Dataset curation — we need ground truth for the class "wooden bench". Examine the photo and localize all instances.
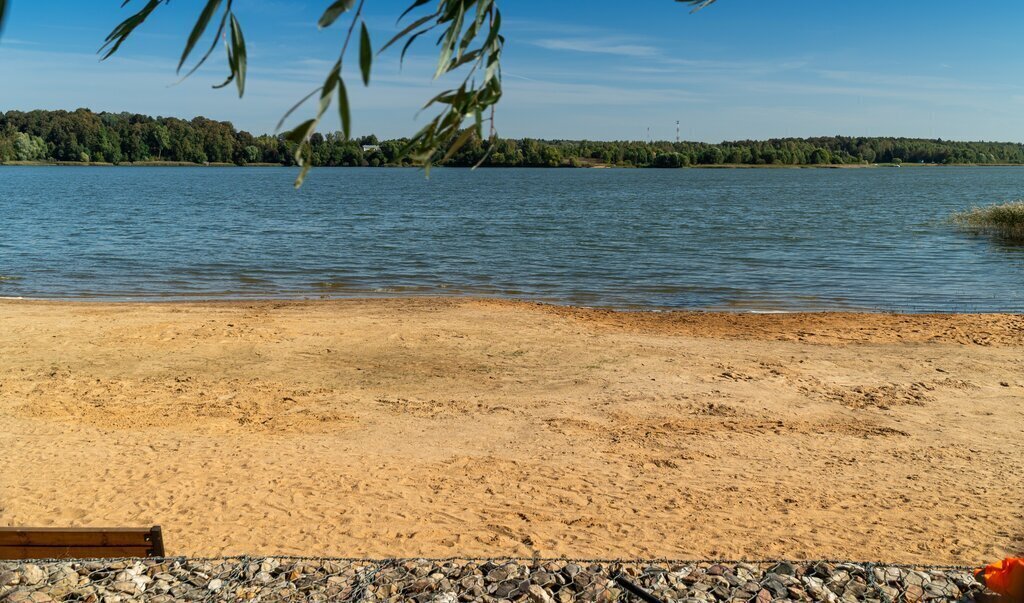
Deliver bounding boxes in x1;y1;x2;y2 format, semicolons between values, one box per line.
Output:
0;527;165;559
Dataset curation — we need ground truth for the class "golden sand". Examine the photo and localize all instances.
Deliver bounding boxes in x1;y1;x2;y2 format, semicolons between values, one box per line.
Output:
1;298;1021;563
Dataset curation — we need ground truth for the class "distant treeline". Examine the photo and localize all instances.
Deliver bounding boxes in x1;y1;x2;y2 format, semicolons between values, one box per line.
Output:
4;108;1024;168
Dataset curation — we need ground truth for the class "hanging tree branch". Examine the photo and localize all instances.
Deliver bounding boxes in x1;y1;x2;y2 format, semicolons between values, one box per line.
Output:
0;0;716;186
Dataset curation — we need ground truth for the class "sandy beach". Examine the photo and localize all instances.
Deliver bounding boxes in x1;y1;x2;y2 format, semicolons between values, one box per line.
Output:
0;298;1021;564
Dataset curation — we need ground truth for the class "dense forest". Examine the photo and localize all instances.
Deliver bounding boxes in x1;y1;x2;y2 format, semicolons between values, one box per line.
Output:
4;108;1024;168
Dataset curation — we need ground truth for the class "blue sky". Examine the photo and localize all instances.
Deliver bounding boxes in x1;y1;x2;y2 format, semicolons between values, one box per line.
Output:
2;1;1024;142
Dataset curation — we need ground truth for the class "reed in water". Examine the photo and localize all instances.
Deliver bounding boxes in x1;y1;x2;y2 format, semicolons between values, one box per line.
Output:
953;201;1024;242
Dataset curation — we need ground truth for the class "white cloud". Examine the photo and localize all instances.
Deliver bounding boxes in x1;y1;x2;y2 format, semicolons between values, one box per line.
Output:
531;38;658;58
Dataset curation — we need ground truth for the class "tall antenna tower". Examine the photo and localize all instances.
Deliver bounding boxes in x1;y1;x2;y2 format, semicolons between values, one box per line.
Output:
676;120;680;143
646;126;651;143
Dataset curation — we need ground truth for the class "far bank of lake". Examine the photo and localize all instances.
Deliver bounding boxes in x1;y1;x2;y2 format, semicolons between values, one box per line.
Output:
0;160;1013;168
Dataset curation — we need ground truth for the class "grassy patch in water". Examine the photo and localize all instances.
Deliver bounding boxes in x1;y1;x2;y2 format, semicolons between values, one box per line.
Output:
952;201;1024;243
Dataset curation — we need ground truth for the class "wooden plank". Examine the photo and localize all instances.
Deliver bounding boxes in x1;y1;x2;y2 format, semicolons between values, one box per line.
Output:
149;526;165;557
0;528;153;547
0;546;154;560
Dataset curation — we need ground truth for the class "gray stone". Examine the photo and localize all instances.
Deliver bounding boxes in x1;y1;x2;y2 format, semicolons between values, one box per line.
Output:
762;578;788;599
873;567;903;585
767;562;797;577
527;583;554;603
110;580;138;595
22;565;46;586
844;580;868;598
827;570;852;590
904;584;925;603
5;590;34;603
876;584;899;601
490;580;519;598
740;580;761;594
803;576;827;600
807;562;835;579
706;564;728;576
49;565;79;587
151;579;171;594
925;581;958;598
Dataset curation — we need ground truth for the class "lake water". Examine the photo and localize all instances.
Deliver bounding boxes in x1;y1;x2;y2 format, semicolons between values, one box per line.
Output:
1;165;1023;312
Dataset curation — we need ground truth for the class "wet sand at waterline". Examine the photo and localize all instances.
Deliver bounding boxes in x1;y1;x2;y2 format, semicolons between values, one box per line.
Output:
1;298;1021;563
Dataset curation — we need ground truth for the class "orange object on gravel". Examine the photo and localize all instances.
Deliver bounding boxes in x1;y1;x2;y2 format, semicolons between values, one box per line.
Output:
976;558;1024;601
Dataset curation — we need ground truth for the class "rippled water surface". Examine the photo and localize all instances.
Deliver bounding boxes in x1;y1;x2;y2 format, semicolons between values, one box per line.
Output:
2;165;1024;311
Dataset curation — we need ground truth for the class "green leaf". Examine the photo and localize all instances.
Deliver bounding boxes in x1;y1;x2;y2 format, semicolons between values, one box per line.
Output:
433;2;465;78
322;60;341;94
483;9;501;52
284;119;317;144
318;0;356;29
294;162;313;188
0;0;8;37
229;13;246;97
316;61;341;121
100;0;164;59
177;8;230;81
275;88;321;132
397;0;432;24
178;0;223;73
447;48;481;71
359;22;372;86
211;72;235;89
677;0;717;12
439;127;476;164
337;78;352;141
379;12;437;55
399;29;429;65
293;142;313;188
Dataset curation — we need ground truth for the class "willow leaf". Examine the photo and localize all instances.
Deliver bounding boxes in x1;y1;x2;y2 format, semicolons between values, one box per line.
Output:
318;0;356;29
337;78;352;140
359;22;372;86
229;13;246;97
178;0;223;73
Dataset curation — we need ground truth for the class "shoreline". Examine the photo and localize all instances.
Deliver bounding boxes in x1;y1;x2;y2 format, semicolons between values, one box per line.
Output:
4;160;1023;169
1;294;1022;317
1;297;1021;563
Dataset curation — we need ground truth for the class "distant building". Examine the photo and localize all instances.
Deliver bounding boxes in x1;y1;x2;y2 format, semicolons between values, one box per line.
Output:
362;145;381;154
